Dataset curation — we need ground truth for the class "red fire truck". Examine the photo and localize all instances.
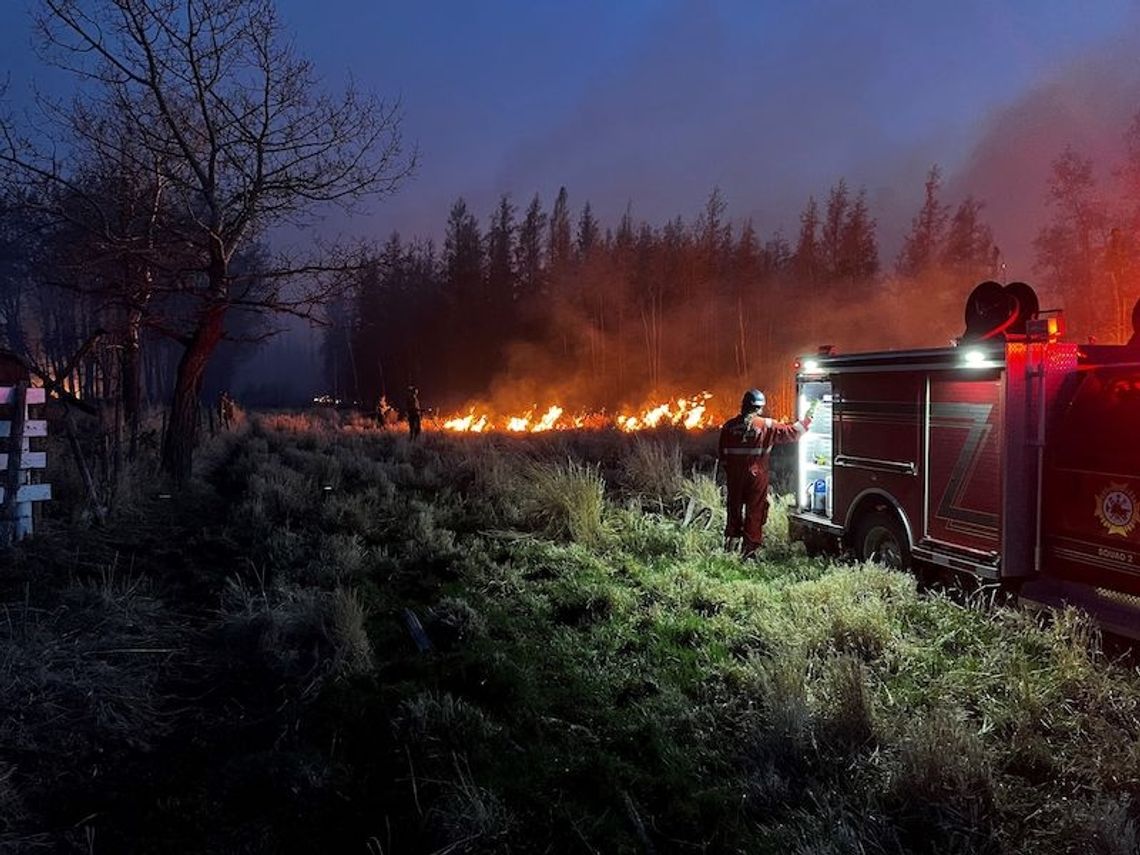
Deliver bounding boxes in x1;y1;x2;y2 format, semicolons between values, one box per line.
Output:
789;282;1140;636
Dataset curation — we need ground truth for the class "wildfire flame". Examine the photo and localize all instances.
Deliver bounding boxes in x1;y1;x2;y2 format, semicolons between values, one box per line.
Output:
436;393;719;433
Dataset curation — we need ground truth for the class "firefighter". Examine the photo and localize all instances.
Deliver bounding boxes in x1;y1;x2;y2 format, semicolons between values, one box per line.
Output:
405;385;422;439
718;389;813;559
218;390;235;429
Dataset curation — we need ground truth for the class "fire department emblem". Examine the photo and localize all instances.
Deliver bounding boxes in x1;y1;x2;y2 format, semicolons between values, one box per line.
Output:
1095;483;1138;538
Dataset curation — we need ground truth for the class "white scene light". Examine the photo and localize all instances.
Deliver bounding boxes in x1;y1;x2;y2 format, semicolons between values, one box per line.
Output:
963;349;986;366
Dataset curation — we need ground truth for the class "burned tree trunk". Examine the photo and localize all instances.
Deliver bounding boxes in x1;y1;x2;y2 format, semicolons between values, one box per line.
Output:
162;302;226;482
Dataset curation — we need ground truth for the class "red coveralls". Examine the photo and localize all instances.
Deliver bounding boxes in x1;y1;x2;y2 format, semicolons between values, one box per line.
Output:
718;412;811;556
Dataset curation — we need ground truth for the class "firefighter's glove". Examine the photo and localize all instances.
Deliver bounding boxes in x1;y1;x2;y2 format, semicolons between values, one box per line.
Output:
802;401;818;429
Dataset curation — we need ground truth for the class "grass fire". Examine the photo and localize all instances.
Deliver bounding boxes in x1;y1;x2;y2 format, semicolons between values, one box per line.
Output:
438;392;719;433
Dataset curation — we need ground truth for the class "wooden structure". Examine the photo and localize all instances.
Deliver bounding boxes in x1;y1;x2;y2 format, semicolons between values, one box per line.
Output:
0;351;50;545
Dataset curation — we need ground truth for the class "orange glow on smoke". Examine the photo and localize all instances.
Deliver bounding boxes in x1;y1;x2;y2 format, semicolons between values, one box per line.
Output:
436;392;719;433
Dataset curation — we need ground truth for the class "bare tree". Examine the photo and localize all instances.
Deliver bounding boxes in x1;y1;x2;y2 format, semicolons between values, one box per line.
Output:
3;0;414;479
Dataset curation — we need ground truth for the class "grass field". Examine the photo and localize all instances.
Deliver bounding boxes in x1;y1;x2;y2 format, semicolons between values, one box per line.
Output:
3;411;1140;853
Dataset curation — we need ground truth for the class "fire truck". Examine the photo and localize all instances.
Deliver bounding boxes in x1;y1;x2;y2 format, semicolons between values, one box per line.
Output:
789;282;1140;637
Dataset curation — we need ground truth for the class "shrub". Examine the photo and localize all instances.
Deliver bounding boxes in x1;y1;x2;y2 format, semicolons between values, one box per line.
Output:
429;597;487;648
240;458;314;526
311;533;370;587
319;487;385;537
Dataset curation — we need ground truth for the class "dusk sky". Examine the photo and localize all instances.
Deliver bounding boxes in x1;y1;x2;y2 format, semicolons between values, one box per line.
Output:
3;1;1140;273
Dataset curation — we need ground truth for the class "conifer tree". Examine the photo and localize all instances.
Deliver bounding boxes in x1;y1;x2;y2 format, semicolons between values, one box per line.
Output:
896;165;949;277
515;194;546;301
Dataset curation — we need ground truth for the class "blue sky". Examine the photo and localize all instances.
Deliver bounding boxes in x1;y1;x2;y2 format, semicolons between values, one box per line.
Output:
2;1;1138;270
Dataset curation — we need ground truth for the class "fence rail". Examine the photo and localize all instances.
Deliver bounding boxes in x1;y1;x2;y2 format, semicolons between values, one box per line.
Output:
1;383;50;545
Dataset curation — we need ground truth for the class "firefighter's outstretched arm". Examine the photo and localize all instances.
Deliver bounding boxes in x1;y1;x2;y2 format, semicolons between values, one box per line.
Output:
769;413;813;445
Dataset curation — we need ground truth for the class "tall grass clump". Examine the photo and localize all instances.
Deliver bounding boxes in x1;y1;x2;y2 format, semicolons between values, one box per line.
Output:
767;493;791;540
679;468;724;530
330;588;374;678
464;445;534;528
885;710;998;851
425;757;513;853
393;691;501;758
621;438;683;509
219;578;374;686
519;459;606;546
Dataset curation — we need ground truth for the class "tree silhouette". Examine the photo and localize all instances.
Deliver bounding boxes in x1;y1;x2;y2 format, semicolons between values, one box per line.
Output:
3;0;413;479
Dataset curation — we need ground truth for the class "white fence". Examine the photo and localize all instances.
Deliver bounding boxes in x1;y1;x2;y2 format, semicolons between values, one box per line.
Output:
1;385;50;544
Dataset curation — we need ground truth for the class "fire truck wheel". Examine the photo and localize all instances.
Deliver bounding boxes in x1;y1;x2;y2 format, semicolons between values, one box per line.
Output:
855;511;911;570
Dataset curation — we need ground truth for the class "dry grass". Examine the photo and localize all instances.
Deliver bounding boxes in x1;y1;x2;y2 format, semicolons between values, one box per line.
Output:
425;756;513;853
620;438;684;509
518;459;607;546
220;576;374;689
330;587;374;677
679;469;724;529
0;565;187;842
393;692;501;761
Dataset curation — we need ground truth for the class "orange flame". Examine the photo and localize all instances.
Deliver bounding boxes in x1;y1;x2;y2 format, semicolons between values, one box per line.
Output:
442;410;489;432
436;392;719;433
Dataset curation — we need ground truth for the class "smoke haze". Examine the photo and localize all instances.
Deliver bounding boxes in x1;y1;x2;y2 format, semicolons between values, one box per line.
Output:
272;3;1140;407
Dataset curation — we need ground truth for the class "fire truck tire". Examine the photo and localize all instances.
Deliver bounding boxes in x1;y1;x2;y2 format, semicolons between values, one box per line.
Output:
854;511;911;570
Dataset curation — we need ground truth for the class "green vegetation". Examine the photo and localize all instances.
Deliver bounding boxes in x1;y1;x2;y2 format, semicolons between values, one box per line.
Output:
4;414;1140;852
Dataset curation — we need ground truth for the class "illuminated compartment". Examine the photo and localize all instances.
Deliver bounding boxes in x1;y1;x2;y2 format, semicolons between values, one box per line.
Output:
798;380;833;518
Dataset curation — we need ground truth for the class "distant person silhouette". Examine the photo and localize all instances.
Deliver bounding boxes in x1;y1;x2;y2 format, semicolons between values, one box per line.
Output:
405;386;422;439
218;391;235;429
